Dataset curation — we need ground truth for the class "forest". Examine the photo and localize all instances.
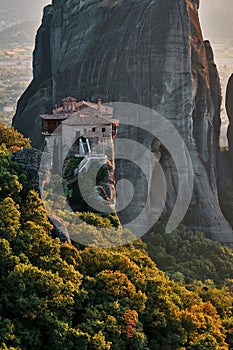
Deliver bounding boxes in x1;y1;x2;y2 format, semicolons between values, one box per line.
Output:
0;122;232;349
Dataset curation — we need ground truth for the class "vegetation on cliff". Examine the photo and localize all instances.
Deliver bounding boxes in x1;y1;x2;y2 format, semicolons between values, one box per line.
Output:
0;124;233;350
144;223;233;286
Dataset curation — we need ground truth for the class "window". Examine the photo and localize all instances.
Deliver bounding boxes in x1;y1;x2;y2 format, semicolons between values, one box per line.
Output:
102;127;106;133
92;127;96;132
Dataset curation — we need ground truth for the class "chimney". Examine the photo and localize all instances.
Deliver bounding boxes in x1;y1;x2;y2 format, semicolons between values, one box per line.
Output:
97;98;102;109
53;104;58;114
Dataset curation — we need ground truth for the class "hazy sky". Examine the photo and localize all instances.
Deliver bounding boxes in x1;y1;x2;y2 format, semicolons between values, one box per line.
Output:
35;1;233;42
0;0;232;45
200;0;233;41
0;0;231;42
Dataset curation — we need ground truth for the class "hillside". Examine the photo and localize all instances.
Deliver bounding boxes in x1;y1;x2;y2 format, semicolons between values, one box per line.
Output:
0;122;233;349
0;1;233;348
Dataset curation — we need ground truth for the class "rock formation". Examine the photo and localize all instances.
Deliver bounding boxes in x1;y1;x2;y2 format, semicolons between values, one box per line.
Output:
11;148;72;243
216;73;233;193
11;148;49;195
226;74;233;178
12;0;233;246
204;41;232;193
13;5;54;148
64;157;116;213
204;40;221;146
49;214;71;243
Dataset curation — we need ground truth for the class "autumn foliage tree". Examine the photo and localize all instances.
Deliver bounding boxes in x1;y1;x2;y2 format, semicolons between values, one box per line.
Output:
0;122;30;155
0;123;233;349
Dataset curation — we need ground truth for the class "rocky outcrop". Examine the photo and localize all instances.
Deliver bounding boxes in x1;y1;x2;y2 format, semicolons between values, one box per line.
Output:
12;5;53;148
226;74;233;177
204;40;221;146
64;157;116;213
11;148;50;195
11;148;71;243
204;41;232;193
49;214;71;243
12;0;233;246
217;73;233;194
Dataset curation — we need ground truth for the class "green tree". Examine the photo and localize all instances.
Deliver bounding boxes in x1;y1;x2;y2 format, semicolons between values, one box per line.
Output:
0;198;20;240
20;190;53;234
0;158;22;201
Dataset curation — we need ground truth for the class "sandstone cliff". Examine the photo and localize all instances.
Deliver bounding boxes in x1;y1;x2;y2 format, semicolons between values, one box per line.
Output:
12;0;233;246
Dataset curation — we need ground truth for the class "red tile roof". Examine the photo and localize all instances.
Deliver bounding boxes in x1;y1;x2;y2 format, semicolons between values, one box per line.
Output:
61;96;77;102
40;98;116;125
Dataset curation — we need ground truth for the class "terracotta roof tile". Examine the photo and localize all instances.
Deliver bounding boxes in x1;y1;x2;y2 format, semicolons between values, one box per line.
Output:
61;96;77;102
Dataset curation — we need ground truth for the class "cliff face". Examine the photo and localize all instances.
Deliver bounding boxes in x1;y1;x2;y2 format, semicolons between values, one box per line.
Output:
13;5;53;148
226;74;233;177
13;0;233;246
216;74;233;193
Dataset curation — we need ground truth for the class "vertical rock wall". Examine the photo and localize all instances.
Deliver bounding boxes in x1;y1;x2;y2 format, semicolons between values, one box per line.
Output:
12;0;233;246
226;74;233;178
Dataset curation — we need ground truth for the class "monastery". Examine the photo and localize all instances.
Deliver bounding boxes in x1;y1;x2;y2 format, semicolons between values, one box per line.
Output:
40;97;119;171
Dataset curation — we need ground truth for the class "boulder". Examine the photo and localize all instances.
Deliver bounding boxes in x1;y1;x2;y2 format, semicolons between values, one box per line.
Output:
11;148;50;195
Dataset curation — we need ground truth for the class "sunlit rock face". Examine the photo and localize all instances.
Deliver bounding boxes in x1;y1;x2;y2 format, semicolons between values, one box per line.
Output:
13;0;233;246
226;74;233;178
217;74;232;193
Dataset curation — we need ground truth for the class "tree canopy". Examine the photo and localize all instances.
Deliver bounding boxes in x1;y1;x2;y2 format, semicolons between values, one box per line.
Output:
0;123;233;349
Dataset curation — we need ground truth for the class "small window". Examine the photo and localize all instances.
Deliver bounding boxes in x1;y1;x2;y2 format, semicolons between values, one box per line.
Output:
92;127;96;132
102;127;106;133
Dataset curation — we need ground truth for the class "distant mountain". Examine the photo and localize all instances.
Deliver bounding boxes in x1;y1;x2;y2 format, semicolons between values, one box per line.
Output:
0;0;50;47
